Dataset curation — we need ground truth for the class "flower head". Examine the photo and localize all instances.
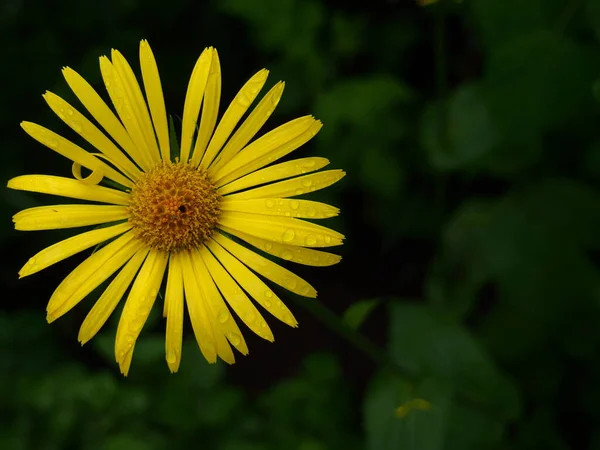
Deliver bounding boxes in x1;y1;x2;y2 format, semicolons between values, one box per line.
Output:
8;40;344;375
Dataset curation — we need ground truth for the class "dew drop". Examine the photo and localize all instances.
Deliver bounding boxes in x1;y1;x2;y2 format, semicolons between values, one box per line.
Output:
302;159;316;168
302;179;313;188
295;189;304;196
307;208;317;218
264;290;273;299
245;310;256;322
166;348;178;364
280;249;293;260
265;199;275;208
282;229;295;242
324;236;332;244
287;278;298;290
67;109;74;116
276;300;285;310
290;200;300;210
217;309;230;324
264;242;273;251
264;299;272;308
305;235;317;246
71;121;83;133
46;138;58;148
260;320;268;328
226;332;242;346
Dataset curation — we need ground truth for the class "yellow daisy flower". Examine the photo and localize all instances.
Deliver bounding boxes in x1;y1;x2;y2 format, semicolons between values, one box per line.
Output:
8;40;344;375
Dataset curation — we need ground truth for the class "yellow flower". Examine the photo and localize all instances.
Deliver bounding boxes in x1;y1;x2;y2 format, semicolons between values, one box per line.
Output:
8;40;344;375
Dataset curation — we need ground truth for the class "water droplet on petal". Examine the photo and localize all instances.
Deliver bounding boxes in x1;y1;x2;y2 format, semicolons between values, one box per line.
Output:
67;109;74;116
217;309;230;323
305;235;317;246
280;249;293;260
260;320;268;328
282;229;295;242
307;208;317;218
71;121;83;133
226;332;241;346
324;236;332;244
264;290;273;298
264;242;273;251
295;189;304;195
265;199;275;208
302;179;313;188
290;200;300;210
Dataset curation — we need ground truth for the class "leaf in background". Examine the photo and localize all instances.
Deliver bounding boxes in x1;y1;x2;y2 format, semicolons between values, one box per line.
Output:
437;179;600;360
422;83;499;171
364;372;451;450
343;298;381;330
388;303;521;421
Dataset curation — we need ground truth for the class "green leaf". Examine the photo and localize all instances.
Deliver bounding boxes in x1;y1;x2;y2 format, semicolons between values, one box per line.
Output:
422;83;499;170
389;303;520;420
364;372;451;450
343;298;381;330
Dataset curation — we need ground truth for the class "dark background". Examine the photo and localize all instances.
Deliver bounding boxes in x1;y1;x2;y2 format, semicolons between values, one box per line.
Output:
3;0;600;449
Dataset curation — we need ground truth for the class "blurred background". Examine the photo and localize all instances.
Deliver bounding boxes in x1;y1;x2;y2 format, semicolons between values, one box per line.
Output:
3;0;600;448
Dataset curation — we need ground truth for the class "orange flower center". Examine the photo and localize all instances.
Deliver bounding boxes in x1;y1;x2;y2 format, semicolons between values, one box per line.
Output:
128;162;221;252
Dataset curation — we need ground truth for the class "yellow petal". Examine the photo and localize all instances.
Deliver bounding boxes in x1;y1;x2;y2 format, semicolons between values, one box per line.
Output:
212;116;322;186
180;250;218;363
21;122;133;188
180;48;213;163
218;157;328;196
139;40;170;162
192;248;248;357
99;56;154;171
221;226;341;267
213;232;316;298
190;50;221;166
7;175;130;205
199;245;274;342
47;233;142;322
119;344;136;377
218;211;344;248
43;92;141;181
115;249;168;375
189;250;234;364
164;252;184;372
210;81;285;174
111;49;161;165
199;68;269;170
18;222;132;278
78;247;149;345
220;198;339;219
13;204;129;230
62;67;147;171
206;239;298;327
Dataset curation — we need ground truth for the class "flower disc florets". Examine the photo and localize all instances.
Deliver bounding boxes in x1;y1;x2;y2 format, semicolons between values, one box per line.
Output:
128;162;221;252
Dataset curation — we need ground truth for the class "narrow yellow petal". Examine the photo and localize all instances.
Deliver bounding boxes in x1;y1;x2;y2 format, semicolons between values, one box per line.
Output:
206;239;297;327
212;233;316;297
139;40;170;162
212;116;322;186
165;252;184;372
119;344;136;377
218;157;328;196
221;226;341;267
115;249;168;374
218;211;344;248
62;67;147;171
210;81;285;174
47;233;141;321
199;68;269;170
180;250;218;363
21;122;133;188
223;169;345;200
199;245;274;342
13;205;129;230
189;50;221;166
111;49;161;165
193;248;248;357
78;247;149;345
180;48;213;163
7;175;131;205
43;92;141;181
18;222;132;278
220;198;339;219
191;250;236;364
99;56;154;171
